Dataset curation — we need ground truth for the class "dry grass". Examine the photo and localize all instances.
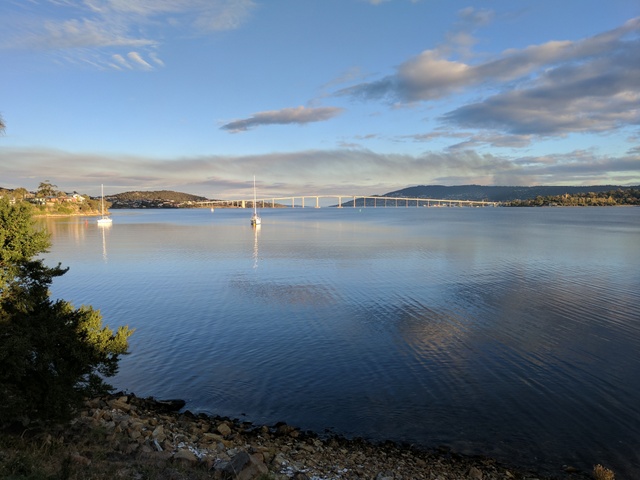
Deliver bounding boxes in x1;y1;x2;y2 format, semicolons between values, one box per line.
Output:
0;428;214;480
593;464;615;480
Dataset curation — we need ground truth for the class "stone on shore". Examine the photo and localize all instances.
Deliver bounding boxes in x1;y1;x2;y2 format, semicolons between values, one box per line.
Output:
68;394;563;480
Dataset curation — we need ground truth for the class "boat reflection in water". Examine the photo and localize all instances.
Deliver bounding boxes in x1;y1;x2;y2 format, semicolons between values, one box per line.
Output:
252;223;260;269
97;221;110;263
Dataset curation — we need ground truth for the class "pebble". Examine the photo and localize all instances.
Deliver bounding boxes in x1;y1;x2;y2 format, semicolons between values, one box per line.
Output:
75;394;562;480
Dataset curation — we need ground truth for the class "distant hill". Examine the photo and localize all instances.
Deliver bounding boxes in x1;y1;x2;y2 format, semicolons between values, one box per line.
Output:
382;185;640;202
108;190;209;202
106;190;211;209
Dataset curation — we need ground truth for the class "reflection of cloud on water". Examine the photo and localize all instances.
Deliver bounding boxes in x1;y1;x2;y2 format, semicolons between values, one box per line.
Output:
230;277;340;306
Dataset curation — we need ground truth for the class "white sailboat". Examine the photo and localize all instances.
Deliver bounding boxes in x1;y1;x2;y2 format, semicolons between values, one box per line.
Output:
250;176;261;227
97;184;112;226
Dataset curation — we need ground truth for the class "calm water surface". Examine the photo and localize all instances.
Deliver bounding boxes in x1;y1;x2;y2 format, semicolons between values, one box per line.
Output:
42;207;640;478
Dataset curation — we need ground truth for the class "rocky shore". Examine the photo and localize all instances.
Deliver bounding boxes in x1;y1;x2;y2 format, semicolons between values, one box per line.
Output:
0;394;600;480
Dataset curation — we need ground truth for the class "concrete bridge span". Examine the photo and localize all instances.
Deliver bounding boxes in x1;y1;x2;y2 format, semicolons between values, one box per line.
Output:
199;195;498;209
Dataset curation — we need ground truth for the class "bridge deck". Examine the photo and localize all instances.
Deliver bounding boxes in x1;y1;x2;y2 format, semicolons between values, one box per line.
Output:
199;195;497;208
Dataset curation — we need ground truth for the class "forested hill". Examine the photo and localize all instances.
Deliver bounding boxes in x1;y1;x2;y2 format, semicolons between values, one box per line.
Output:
107;190;210;208
384;185;639;202
109;190;209;202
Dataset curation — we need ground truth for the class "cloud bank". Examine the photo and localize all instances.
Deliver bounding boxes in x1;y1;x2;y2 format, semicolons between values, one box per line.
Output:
1;146;637;198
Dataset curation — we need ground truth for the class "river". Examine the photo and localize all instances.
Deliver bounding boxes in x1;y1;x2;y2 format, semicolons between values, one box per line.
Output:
41;206;640;478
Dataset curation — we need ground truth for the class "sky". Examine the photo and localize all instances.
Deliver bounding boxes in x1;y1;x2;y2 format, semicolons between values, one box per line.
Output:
1;0;639;198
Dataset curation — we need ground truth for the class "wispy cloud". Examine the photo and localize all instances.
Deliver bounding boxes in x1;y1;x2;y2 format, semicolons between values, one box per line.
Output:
0;0;257;69
221;106;345;133
127;51;153;70
110;54;131;69
361;0;422;4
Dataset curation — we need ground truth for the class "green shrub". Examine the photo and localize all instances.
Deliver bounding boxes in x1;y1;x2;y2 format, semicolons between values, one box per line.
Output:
0;198;133;426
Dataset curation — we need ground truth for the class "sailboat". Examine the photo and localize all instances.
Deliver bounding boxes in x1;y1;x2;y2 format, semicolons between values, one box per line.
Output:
250;176;261;227
97;184;112;226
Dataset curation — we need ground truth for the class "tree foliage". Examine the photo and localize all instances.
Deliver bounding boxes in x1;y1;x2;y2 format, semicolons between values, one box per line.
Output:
0;198;133;426
112;190;208;202
36;181;59;198
504;189;640;207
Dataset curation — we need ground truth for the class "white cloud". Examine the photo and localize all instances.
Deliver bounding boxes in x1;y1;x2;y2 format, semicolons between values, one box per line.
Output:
221;106;345;133
149;51;165;67
127;51;153;69
339;15;640;140
111;53;131;69
1;0;256;69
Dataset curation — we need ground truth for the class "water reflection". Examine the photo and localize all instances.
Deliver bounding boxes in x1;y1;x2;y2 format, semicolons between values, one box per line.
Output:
40;216;89;244
98;222;111;263
252;224;260;269
41;208;640;479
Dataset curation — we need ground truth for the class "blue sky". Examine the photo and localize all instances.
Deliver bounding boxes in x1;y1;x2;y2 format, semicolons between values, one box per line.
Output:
1;0;639;198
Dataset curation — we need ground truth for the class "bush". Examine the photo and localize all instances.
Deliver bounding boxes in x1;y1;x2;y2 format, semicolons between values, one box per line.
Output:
0;198;133;425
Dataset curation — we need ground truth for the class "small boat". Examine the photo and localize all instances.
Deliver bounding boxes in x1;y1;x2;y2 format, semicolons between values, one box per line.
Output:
250;176;261;227
97;184;112;226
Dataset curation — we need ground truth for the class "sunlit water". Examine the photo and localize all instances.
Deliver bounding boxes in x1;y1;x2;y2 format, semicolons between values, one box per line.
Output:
41;207;640;478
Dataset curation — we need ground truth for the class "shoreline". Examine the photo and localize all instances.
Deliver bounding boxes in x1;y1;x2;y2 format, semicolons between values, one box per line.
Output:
0;393;594;480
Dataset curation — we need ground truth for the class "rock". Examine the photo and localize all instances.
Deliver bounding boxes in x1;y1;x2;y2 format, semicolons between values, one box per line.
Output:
275;423;295;436
108;397;131;412
173;448;198;465
240;454;269;480
201;432;224;444
217;422;232;437
152;425;166;442
73;395;552;480
155;398;186;412
216;451;268;480
226;450;250;473
468;466;483;479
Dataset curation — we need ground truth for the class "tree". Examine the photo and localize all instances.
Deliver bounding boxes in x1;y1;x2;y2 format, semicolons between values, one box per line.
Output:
36;181;58;198
11;188;29;201
0;114;5;134
0;198;133;425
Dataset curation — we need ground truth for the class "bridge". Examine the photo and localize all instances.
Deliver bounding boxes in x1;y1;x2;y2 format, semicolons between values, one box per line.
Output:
197;195;498;209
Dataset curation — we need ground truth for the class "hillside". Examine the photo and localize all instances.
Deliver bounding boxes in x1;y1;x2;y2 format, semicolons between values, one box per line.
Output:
383;184;640;202
106;190;211;209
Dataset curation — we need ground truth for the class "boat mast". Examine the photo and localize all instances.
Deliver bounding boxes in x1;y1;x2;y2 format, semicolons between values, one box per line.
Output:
253;176;257;215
